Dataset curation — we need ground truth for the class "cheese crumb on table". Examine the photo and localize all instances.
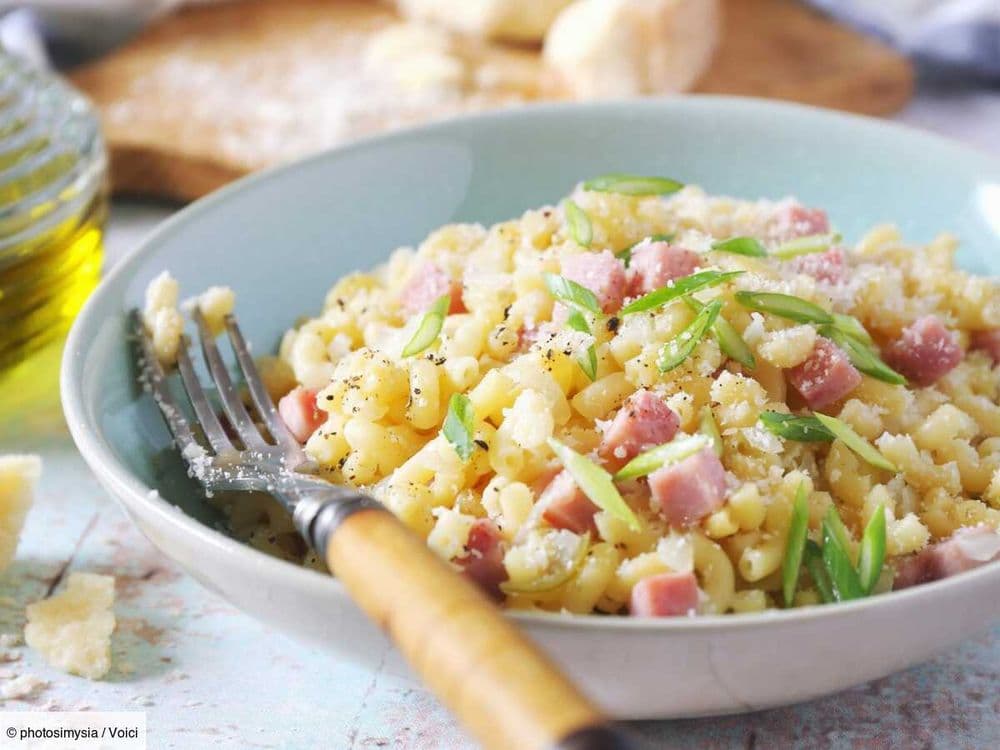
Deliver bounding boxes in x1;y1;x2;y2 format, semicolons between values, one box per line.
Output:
24;573;116;681
0;454;41;574
1;674;47;701
543;0;720;99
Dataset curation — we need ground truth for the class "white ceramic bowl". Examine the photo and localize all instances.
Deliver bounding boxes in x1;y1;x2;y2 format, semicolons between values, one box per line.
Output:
62;98;1000;719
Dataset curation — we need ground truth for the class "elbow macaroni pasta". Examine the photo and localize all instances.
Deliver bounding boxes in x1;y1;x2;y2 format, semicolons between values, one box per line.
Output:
200;183;999;617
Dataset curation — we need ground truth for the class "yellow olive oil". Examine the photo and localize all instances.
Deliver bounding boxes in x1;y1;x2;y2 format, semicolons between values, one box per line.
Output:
0;52;108;380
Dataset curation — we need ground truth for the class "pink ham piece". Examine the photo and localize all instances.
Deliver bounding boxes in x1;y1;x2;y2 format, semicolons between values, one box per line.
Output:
787;338;862;409
894;525;1000;589
648;447;727;528
598;390;680;469
626;241;701;295
788;246;847;285
399;262;465;315
278;387;325;443
540;470;599;535
454;519;508;600
884;315;962;387
630;571;700;617
561;250;627;314
769;202;830;242
970;329;1000;364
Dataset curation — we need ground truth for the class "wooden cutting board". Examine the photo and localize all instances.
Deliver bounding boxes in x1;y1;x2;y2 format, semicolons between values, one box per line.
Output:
70;0;914;202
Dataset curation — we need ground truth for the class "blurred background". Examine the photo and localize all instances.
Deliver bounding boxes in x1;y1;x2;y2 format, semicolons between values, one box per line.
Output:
0;0;998;424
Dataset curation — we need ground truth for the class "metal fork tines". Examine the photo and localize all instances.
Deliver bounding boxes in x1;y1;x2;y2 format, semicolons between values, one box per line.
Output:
132;308;319;496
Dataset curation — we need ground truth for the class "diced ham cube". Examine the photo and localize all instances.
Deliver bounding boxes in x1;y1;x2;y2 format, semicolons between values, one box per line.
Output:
629;571;700;617
598;390;680;469
626;241;701;295
278;387;325;443
892;553;930;590
769;202;830;242
894;525;1000;589
540;470;598;535
786;338;862;409
454;519;508;600
884;315;962;387
399;262;465;315
970;329;1000;364
788;246;847;285
561;250;627;314
648;447;727;528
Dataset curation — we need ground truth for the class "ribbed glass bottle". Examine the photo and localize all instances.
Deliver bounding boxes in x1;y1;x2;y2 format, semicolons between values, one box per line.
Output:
0;52;108;371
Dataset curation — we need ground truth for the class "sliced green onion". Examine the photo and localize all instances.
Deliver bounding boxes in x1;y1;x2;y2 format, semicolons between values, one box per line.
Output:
812;413;898;472
549;438;640;531
734;291;833;325
699;406;724;458
614;434;711;481
684;297;755;368
543;273;602;315
565;308;590;334
658;299;722;372
821;506;865;601
401;294;450;357
857;504;887;594
442;393;475;461
616;233;674;267
759;411;835;442
820;325;906;386
620;270;743;316
565;199;593;248
804;539;834;604
578;346;598;381
823;502;854;554
711;236;767;258
714;314;756;369
832;313;874;346
582;173;684;196
781;482;810;607
772;233;841;260
565;309;598;382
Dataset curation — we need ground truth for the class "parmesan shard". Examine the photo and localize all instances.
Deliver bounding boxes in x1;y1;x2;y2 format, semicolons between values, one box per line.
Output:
543;0;721;100
0;454;41;574
25;572;116;680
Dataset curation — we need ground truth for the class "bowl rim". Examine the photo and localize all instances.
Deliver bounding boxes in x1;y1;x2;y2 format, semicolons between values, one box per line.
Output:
61;94;1000;632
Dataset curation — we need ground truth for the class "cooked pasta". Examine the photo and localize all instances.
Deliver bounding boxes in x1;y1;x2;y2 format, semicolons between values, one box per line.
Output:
204;179;1000;617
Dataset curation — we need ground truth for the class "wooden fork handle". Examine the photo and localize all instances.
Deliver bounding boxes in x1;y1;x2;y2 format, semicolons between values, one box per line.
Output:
321;506;637;750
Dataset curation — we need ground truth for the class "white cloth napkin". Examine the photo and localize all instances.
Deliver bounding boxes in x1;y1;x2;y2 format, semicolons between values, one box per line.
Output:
0;0;221;65
807;0;1000;79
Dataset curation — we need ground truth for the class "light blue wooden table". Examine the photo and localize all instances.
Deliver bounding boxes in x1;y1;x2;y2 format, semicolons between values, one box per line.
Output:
1;87;998;749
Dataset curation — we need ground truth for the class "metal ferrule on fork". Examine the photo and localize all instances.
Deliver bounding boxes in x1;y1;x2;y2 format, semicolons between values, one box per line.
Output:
291;489;383;557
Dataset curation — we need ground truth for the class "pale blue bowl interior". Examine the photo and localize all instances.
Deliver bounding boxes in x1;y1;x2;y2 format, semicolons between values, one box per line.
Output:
65;97;1000;526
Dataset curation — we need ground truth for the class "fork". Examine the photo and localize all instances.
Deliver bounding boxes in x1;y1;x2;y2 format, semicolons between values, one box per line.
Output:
132;308;638;750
